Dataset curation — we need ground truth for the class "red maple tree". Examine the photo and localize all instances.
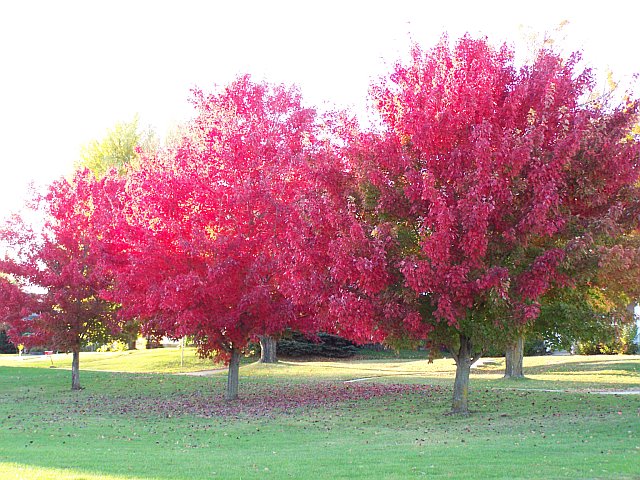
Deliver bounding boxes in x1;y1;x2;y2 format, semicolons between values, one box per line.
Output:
1;171;120;389
102;77;389;400
356;35;640;413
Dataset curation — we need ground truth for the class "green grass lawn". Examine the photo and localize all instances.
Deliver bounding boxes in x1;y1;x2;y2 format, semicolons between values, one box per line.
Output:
0;350;638;479
0;347;222;374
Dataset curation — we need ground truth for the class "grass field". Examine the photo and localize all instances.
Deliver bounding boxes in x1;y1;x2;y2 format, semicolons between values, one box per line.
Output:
0;349;638;479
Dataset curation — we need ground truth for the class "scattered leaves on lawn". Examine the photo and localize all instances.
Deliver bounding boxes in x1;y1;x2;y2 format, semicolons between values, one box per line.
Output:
49;382;443;419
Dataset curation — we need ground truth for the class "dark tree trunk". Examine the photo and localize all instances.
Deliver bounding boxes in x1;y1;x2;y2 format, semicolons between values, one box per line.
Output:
451;334;473;415
504;335;525;378
225;347;241;401
259;335;277;363
127;338;137;350
71;349;81;390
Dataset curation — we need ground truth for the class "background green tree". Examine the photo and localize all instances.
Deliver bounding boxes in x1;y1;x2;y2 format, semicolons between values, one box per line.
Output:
76;115;157;178
75;115;156;350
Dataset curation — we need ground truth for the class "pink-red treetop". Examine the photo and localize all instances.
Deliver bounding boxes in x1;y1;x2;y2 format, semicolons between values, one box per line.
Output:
360;35;640;340
104;76;389;362
0;172;119;352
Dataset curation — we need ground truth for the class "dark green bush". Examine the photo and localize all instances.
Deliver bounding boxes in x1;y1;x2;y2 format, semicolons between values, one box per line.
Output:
277;332;359;358
524;339;549;356
0;329;17;354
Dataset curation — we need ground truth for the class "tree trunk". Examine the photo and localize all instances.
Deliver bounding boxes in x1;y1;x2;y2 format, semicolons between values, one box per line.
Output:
504;335;525;378
259;335;277;363
71;349;81;390
451;334;473;415
225;347;241;401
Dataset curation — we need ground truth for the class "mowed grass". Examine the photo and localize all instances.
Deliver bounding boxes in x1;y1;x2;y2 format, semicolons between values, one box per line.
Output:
0;350;638;479
0;347;222;374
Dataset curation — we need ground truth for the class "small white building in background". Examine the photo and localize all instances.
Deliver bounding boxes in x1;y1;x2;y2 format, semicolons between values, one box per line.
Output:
635;306;640;344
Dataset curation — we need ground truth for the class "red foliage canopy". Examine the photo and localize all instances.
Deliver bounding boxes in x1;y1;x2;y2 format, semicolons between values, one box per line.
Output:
360;35;640;336
0;172;119;351
104;77;389;362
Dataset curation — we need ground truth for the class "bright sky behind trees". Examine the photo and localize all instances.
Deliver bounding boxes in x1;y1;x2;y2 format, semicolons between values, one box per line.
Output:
0;0;638;220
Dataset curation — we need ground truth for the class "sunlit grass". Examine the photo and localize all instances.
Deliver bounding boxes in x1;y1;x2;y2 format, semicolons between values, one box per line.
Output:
471;354;640;389
0;347;220;373
2;350;639;390
0;463;148;480
243;354;640;391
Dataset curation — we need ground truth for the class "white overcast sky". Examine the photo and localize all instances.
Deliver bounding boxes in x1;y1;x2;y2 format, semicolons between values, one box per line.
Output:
0;0;638;221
